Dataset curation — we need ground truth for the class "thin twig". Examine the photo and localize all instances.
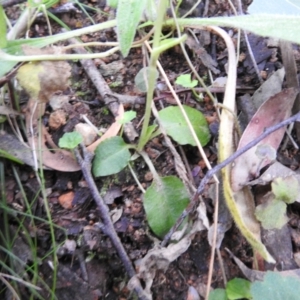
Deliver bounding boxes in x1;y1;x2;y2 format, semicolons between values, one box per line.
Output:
74;145;148;300
205;181;219;300
162;110;300;246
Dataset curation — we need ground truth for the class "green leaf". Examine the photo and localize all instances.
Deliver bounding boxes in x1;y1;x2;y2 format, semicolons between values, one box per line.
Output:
251;271;300;300
158;105;210;146
135;66;159;93
209;289;228;300
107;0;119;8
143;176;189;238
249;0;300;15
175;14;300;44
118;110;136;124
116;0;147;57
0;6;7;49
59;132;83;149
226;278;251;300
93;136;131;177
175;74;198;88
271;176;300;204
255;197;288;230
0;20;117;77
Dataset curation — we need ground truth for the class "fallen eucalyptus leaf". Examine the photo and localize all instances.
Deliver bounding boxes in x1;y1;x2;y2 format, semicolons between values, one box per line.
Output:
135;66;159;93
0;132;34;166
231;88;298;192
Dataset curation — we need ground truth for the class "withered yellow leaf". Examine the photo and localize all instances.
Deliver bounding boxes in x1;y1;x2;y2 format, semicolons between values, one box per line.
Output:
17;46;71;103
17;62;43;100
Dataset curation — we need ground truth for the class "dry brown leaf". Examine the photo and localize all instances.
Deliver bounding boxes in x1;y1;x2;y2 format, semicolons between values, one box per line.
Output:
0;106;22;116
58;191;74;209
231;88;298;192
24;101;124;172
86;104;124;153
18;46;124;171
128;205;206;299
17;46;71;103
227;248;300;282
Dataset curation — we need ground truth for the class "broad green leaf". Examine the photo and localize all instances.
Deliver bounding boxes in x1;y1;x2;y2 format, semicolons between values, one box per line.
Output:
59;132;83;149
272;176;300;204
226;278;251;300
175;74;198;88
251;271;300;300
209;289;228;300
0;6;7;48
158;105;210;146
116;0;147;57
171;15;300;44
255;197;288;230
118;110;136;124
93;136;131;177
135;66;159;92
249;0;300;15
143;176;189;238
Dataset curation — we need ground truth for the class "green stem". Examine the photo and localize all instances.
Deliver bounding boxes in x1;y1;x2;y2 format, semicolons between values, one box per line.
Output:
137;0;168;151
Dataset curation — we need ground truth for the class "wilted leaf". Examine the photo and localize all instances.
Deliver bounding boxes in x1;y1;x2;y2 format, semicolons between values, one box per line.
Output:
0;106;22;116
226;278;251;300
251;271;300;300
247;161;295;186
116;0;147;57
272;176;300;204
251;68;285;109
93;136;131;177
158;105;210;146
17;46;71;103
255;194;288;230
231;88;298;192
135;66;159;92
144;176;189;238
255;144;276;161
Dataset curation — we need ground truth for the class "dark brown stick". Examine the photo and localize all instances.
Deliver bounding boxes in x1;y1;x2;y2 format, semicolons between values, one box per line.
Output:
74;145;148;300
